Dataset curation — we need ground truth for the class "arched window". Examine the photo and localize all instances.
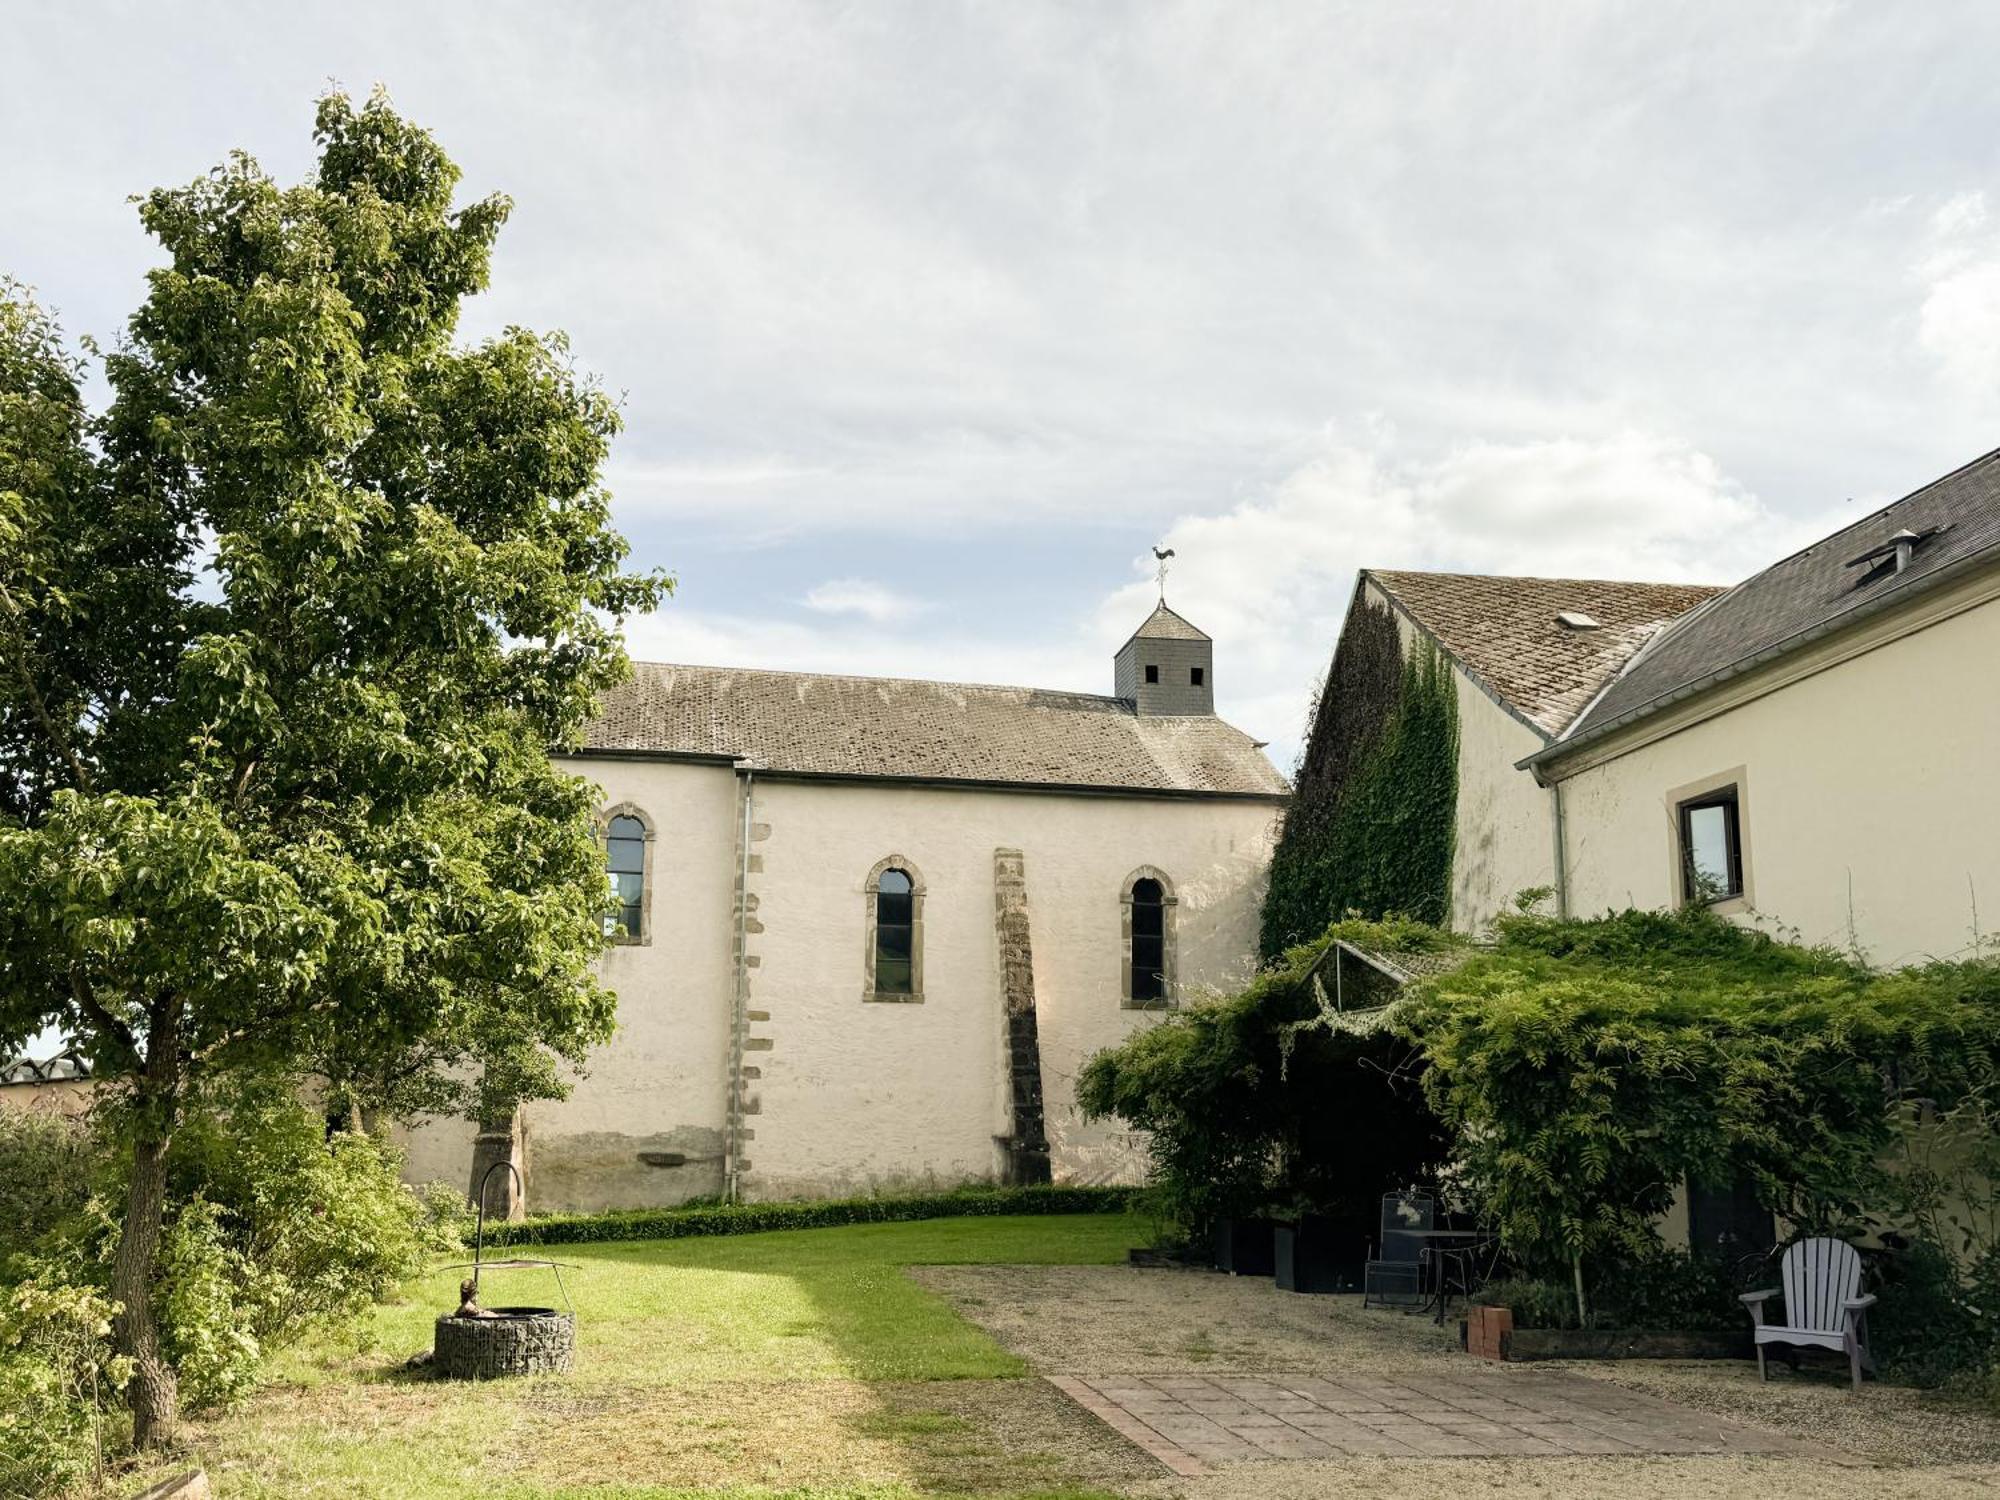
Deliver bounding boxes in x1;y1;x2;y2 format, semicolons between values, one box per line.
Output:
605;810;651;943
1122;868;1177;1009
864;857;925;1002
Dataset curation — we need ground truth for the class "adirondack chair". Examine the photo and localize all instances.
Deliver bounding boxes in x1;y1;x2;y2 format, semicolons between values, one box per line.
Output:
1740;1237;1877;1391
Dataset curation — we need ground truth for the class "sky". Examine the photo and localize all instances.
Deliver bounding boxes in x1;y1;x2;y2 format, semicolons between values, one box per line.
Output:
8;1;2000;773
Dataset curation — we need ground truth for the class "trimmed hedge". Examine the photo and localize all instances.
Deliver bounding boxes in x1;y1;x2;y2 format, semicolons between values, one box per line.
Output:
483;1184;1140;1247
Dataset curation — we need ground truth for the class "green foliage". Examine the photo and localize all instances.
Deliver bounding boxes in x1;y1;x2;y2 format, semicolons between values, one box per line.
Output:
1399;907;2000;1302
1078;917;1456;1237
0;89;666;1441
485;1184;1138;1248
0;1273;130;1498
1868;1084;2000;1387
157;1087;446;1385
0;1111;95;1252
1263;594;1459;956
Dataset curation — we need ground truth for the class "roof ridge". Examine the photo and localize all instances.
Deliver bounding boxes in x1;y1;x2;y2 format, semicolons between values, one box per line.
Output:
1368;567;1724;593
625;658;1126;704
1722;442;2000;579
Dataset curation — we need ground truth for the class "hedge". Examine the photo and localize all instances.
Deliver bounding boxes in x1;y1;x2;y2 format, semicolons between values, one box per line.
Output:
482;1184;1141;1247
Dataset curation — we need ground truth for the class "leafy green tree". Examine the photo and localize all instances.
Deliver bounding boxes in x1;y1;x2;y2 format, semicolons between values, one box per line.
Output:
0;92;665;1445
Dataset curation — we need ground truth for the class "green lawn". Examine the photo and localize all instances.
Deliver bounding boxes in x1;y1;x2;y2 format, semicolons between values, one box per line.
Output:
125;1213;1148;1500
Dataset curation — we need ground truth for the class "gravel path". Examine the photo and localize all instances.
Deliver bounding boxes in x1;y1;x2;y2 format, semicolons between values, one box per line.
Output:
911;1262;2000;1498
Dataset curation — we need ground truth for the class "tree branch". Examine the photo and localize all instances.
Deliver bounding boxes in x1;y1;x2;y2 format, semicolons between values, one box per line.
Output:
70;967;139;1066
0;577;93;793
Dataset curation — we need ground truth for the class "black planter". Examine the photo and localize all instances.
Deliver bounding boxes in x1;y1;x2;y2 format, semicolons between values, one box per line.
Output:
1212;1216;1277;1276
1275;1215;1365;1293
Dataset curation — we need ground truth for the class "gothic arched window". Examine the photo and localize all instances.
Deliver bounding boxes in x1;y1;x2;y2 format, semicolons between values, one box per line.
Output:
1122;868;1177;1009
604;808;652;943
865;857;925;1002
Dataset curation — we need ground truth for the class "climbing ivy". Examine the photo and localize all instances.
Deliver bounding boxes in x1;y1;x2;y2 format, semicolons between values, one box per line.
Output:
1261;594;1461;957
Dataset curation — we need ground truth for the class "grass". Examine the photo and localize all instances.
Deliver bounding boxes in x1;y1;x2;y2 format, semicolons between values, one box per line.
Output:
120;1213;1148;1500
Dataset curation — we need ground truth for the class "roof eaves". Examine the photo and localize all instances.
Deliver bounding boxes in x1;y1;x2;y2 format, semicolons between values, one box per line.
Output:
1526;540;2000;772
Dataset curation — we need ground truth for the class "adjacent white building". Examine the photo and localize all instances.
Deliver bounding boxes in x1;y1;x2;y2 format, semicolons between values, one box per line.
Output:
401;602;1287;1211
1313;445;2000;965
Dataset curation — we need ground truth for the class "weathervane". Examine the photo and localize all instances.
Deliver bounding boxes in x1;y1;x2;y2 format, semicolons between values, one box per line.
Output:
1151;545;1176;602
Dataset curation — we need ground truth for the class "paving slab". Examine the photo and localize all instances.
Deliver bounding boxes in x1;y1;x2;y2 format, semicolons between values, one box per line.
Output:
1046;1368;1823;1475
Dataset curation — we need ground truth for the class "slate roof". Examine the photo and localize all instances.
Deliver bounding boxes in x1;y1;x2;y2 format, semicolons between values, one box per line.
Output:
1368;571;1725;737
1120;602;1210;646
1554;445;2000;753
582;663;1288;797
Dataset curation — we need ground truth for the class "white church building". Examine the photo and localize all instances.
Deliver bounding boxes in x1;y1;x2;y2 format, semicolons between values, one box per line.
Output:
402;602;1287;1211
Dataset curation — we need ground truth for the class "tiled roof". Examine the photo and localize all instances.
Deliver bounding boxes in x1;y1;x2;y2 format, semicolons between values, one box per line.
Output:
1121;602;1210;645
582;663;1289;797
1557;446;2000;751
1368;571;1725;737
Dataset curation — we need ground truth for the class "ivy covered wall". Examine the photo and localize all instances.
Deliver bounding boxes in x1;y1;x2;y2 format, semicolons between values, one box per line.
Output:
1260;590;1461;958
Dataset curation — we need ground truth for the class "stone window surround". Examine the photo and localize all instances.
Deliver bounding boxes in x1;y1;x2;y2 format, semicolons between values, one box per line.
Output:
1663;766;1754;917
1120;865;1179;1010
600;801;657;947
863;854;926;1004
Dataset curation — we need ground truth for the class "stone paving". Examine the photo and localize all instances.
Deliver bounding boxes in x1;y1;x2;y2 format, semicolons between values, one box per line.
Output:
1047;1368;1823;1477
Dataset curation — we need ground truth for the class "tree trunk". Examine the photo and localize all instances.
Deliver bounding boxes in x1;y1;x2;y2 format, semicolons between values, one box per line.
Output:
112;1047;181;1450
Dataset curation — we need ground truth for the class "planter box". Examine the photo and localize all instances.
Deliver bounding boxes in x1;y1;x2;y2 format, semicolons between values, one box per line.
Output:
1494;1325;1753;1362
1212;1216;1277;1277
1274;1215;1364;1293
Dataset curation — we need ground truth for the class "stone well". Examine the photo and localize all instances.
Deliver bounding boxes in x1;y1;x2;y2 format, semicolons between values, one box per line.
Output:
433;1307;575;1378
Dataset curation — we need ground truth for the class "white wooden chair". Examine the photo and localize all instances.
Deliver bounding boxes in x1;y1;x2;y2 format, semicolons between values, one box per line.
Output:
1740;1237;1877;1391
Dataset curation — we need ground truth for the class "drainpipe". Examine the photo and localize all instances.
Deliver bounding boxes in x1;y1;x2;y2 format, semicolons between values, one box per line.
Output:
1550;778;1570;920
724;761;756;1203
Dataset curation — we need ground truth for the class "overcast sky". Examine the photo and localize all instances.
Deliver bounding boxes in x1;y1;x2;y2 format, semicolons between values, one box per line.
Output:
9;2;2000;768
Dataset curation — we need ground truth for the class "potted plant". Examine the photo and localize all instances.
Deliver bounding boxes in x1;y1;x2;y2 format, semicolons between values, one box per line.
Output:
1274;1202;1367;1293
1211;1210;1278;1276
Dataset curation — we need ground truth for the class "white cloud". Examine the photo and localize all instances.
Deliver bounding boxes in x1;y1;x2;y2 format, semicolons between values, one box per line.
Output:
624;428;1831;774
801;578;928;624
1092;429;1829;768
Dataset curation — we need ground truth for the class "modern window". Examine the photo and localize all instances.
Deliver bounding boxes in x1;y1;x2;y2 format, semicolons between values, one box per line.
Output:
1144;663;1160;684
1189;666;1204;686
605;810;651;942
1121;867;1178;1008
1677;788;1743;904
864;856;925;1002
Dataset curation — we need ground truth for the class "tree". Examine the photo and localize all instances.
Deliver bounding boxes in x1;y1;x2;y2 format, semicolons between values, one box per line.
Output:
0;92;666;1445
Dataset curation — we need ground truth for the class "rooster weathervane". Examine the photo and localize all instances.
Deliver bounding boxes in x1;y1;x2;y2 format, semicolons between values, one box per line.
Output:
1152;545;1175;601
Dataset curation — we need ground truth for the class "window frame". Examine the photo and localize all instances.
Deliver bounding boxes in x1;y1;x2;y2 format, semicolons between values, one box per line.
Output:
600;803;656;946
1143;663;1160;684
1674;781;1746;907
1120;866;1179;1010
863;855;926;1003
1189;666;1204;687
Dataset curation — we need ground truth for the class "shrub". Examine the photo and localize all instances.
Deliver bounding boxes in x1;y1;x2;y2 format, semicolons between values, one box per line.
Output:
486;1183;1137;1248
1077;917;1456;1239
0;1111;96;1255
0;1273;130;1498
156;1084;436;1395
1476;1248;1742;1331
1398;907;2000;1319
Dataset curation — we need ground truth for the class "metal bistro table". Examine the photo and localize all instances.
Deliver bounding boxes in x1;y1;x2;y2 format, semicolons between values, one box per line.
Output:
1392;1227;1498;1325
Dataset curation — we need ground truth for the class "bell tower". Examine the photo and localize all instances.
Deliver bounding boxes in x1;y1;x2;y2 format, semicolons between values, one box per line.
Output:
1114;602;1214;716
